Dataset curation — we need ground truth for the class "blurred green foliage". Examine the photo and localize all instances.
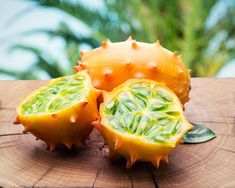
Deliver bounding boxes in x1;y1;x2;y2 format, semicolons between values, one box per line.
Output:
1;0;235;79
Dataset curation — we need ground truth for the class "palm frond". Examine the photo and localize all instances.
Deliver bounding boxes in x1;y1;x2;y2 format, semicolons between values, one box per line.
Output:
24;22;100;48
3;0;235;79
9;44;65;78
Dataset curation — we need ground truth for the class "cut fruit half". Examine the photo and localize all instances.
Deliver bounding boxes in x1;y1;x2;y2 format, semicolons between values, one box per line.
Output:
93;79;193;168
15;71;100;151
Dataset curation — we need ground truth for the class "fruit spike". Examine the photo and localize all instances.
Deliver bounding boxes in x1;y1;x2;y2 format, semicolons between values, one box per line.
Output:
15;71;100;151
79;62;87;69
64;142;72;150
102;41;108;49
114;139;123;150
49;143;56;152
106;39;111;43
73;66;81;72
80;51;85;57
127;35;133;41
173;51;178;58
70;116;76;123
13;117;20;125
131;41;138;49
155;40;160;46
95;79;193;168
74;38;190;105
23;126;30;134
126;155;137;169
148;61;157;70
151;158;160;168
103;68;112;77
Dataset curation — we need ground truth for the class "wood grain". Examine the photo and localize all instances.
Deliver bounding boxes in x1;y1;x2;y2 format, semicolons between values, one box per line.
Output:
0;78;234;187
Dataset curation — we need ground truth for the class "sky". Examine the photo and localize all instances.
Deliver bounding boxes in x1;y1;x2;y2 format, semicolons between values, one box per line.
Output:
0;0;91;79
0;0;234;79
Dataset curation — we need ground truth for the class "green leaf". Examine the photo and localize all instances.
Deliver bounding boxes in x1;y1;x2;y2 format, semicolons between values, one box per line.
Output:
183;123;216;144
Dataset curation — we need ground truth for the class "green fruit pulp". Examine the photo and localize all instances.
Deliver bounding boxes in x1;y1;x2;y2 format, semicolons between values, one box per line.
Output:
103;82;183;144
21;74;87;115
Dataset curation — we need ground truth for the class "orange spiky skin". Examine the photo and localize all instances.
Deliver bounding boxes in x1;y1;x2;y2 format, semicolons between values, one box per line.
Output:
15;71;101;151
74;37;190;105
93;79;193;169
94;121;172;169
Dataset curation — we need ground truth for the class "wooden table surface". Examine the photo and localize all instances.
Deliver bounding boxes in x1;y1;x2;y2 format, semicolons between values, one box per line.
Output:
0;78;235;188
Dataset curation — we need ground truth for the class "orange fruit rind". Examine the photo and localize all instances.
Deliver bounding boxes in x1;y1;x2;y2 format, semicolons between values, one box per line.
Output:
94;79;193;168
15;71;100;151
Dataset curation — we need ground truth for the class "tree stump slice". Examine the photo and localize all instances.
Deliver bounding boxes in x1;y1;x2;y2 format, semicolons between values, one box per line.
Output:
0;78;234;187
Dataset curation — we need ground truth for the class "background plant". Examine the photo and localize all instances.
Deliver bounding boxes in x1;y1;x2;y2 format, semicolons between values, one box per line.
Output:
1;0;235;79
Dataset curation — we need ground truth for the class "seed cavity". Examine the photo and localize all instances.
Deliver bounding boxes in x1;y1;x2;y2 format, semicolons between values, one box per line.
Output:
21;74;86;115
103;82;183;144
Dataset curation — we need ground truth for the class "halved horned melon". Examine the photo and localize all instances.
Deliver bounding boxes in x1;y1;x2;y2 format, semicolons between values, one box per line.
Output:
93;79;193;168
74;37;190;105
15;71;100;151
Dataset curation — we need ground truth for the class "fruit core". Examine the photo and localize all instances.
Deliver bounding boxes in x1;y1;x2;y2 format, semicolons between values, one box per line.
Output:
21;74;87;115
102;82;184;145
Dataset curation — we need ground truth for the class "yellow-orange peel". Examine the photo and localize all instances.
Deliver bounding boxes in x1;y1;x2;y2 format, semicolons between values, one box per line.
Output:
15;71;100;151
94;79;193;168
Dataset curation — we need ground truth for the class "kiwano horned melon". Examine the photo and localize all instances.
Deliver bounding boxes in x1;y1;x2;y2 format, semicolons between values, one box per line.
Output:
74;37;190;105
93;79;193;168
14;71;100;151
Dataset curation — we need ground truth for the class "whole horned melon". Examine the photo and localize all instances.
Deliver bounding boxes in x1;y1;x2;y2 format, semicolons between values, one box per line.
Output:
93;79;193;168
14;71;100;151
74;37;190;105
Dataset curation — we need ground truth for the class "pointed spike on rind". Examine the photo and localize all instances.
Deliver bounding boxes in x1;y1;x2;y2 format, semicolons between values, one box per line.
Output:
49;144;56;152
114;139;122;150
149;61;157;70
13;117;20;125
73;66;82;72
70;116;76;123
178;68;184;75
80;51;85;57
81;101;88;107
182;104;185;111
152;159;160;168
77;60;82;65
135;72;145;78
23;126;29;134
126;155;137;169
132;41;138;49
79;62;87;69
173;51;178;58
92;119;101;130
93;80;101;88
103;68;112;76
64;142;72;150
179;139;184;144
51;113;57;118
155;40;160;46
178;89;183;94
162;156;168;164
127;35;133;41
101;41;108;48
